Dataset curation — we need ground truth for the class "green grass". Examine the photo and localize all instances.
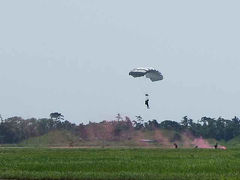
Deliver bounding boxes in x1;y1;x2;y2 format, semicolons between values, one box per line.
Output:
0;148;240;179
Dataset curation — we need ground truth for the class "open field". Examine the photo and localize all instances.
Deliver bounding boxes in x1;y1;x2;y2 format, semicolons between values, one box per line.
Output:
0;148;240;180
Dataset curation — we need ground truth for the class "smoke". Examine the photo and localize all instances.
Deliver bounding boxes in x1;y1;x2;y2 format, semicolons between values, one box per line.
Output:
192;137;227;149
154;130;170;147
192;137;212;148
79;120;228;149
218;145;227;150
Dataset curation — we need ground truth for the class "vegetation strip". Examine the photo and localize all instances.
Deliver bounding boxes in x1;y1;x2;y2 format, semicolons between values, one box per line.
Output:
0;148;239;179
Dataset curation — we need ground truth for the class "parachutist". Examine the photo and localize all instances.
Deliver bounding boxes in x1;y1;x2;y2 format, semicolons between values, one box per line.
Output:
145;94;150;109
145;100;149;109
129;68;163;109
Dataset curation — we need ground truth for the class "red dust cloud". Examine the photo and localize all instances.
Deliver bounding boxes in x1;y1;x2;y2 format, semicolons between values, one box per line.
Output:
192;137;227;149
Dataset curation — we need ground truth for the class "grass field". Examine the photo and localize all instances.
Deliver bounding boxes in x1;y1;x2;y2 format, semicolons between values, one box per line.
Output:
0;148;240;180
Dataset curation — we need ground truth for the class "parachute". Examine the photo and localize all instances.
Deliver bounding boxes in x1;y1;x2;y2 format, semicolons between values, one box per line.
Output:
129;68;163;109
129;68;163;82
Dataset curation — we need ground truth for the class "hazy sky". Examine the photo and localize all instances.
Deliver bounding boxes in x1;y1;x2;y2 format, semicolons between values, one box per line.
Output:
1;0;240;124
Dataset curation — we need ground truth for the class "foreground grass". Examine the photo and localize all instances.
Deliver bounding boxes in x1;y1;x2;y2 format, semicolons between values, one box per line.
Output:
0;148;240;180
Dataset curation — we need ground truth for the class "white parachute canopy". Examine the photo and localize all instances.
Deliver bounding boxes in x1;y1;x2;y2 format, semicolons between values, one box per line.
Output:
129;68;163;82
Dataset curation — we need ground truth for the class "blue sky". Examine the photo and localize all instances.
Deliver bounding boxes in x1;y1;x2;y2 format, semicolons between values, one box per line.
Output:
0;0;240;123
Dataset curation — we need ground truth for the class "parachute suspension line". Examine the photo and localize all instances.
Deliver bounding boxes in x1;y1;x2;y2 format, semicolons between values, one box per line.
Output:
132;76;147;95
129;67;163;108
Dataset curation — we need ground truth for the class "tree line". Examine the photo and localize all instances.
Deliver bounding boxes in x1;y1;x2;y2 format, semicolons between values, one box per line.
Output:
0;113;240;144
135;116;240;141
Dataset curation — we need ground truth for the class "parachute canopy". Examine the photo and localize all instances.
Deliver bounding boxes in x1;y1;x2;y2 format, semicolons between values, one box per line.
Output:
129;68;163;82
